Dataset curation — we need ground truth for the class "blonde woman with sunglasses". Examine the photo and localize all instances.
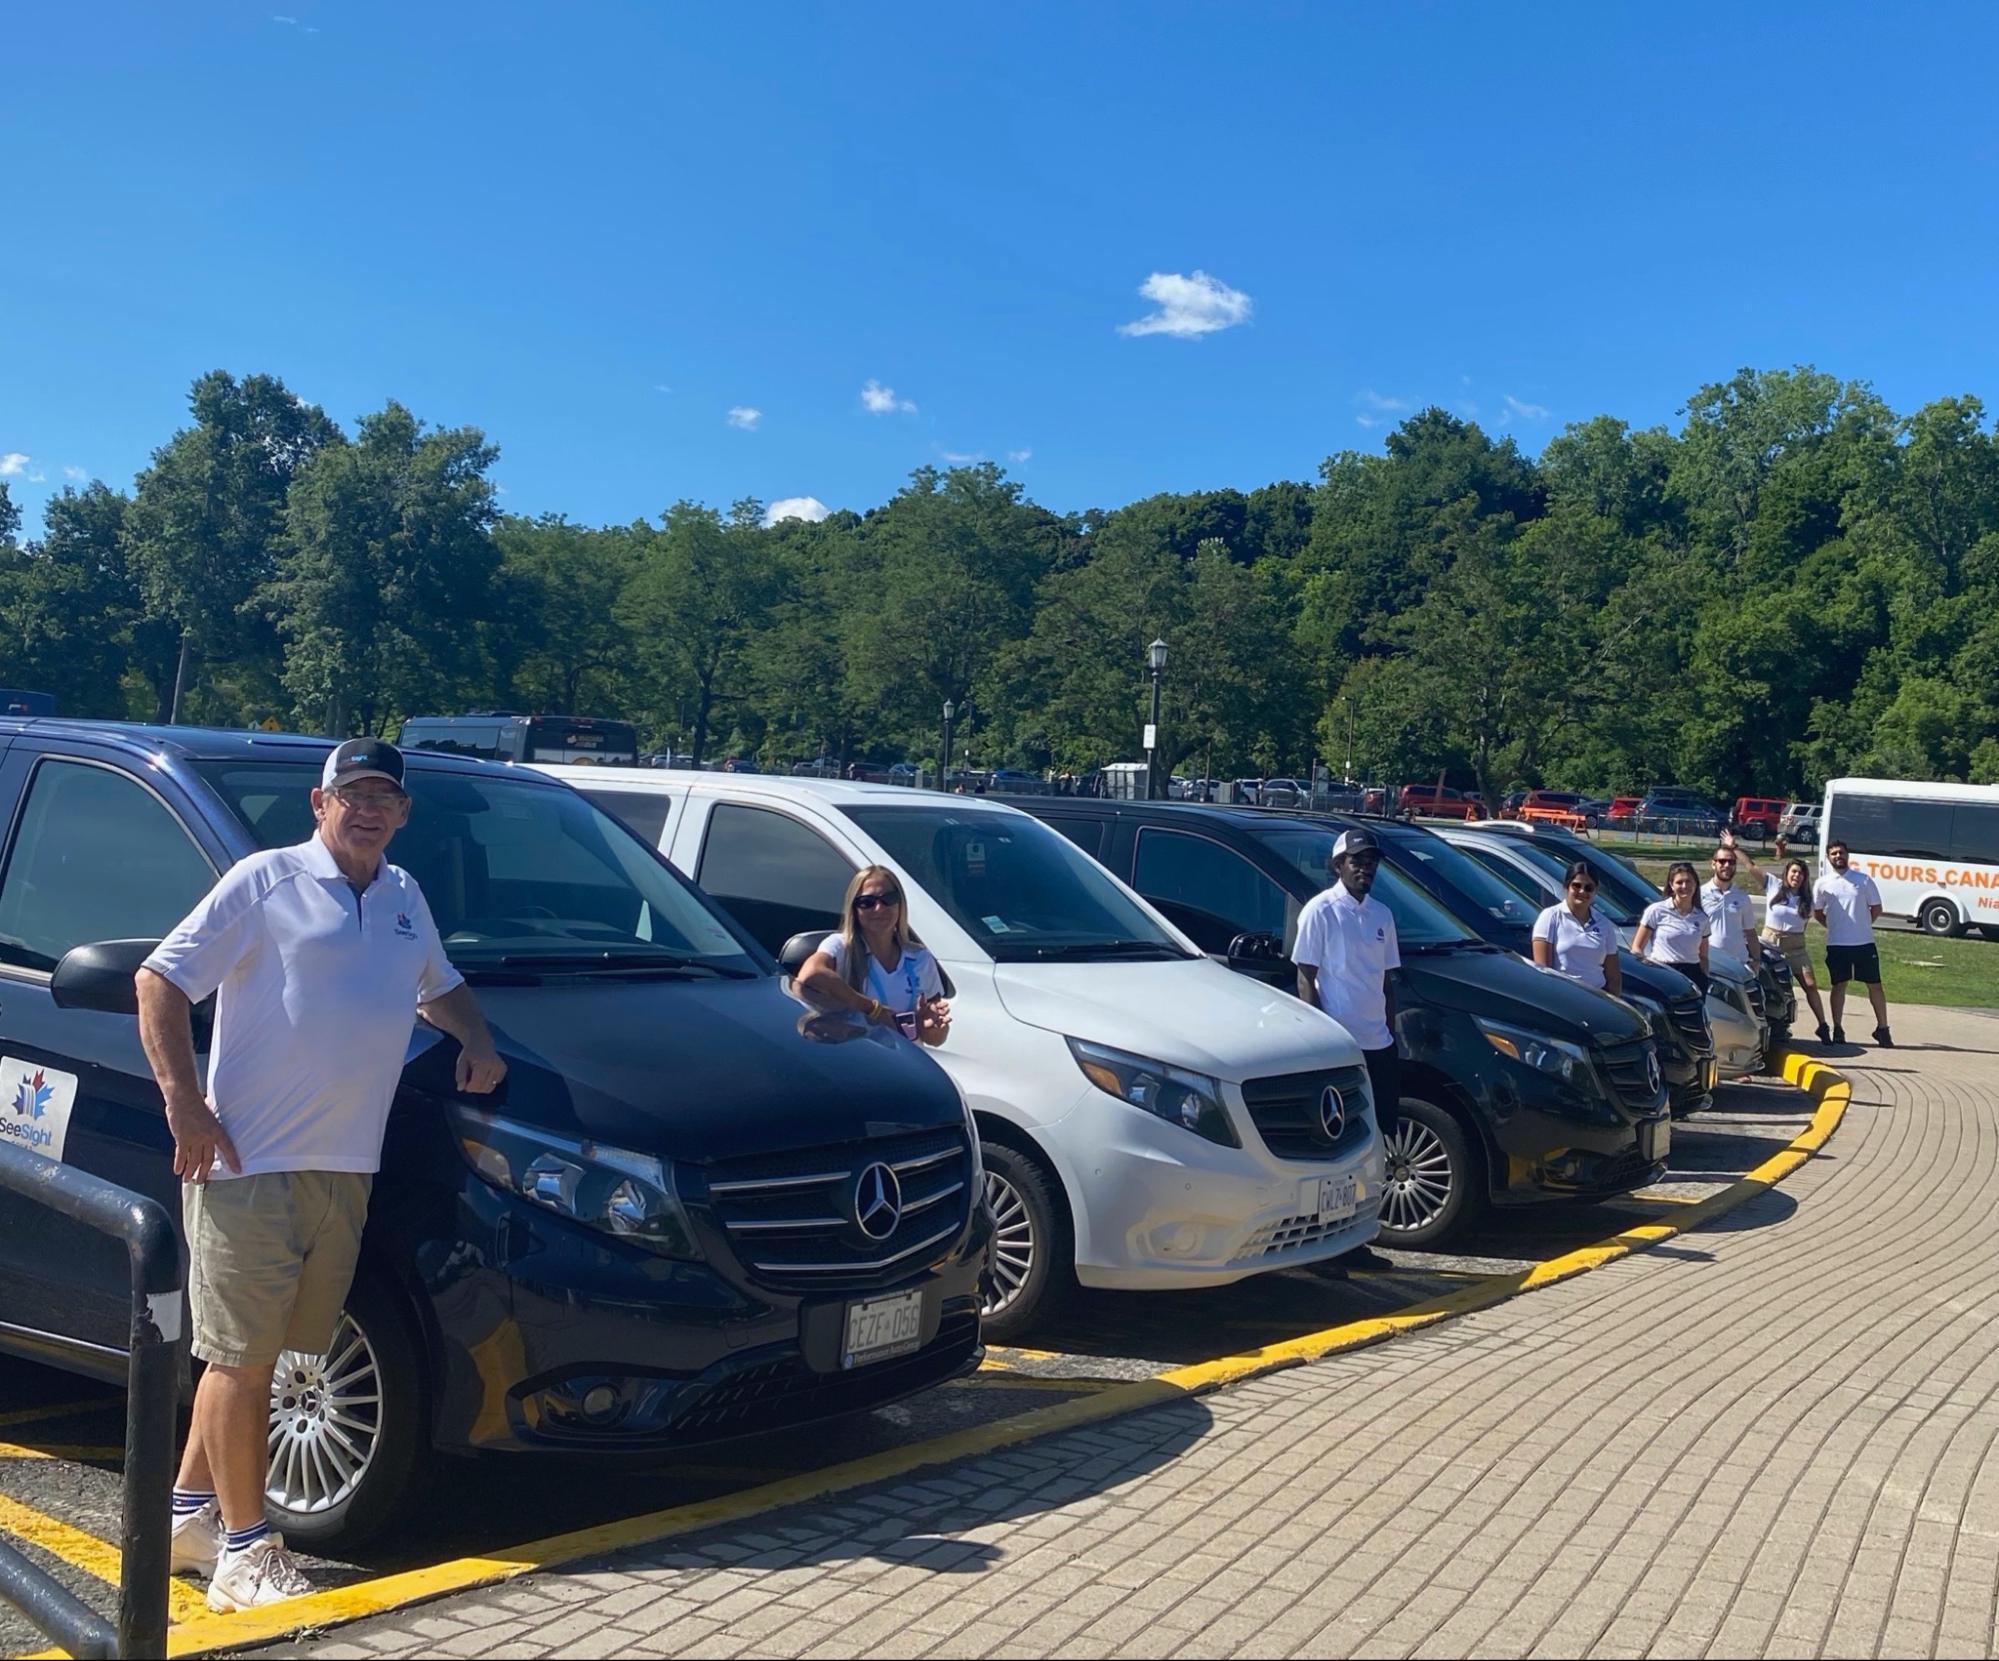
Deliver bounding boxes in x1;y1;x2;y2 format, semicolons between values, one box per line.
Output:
798;865;953;1045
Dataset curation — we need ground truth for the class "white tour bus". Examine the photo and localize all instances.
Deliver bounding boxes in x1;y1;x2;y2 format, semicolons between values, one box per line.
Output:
1820;777;1999;939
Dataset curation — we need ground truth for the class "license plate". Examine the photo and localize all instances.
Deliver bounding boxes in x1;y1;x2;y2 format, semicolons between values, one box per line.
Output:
1639;1118;1671;1162
842;1290;924;1369
1303;1173;1360;1224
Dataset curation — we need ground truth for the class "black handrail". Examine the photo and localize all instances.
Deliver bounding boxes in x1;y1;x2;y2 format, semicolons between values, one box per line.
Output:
0;1143;179;1660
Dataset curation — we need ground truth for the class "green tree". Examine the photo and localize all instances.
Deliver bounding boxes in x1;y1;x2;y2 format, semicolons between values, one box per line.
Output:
266;402;500;735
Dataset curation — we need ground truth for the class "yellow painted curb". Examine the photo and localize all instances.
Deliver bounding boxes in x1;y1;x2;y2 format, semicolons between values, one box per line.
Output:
39;1054;1850;1659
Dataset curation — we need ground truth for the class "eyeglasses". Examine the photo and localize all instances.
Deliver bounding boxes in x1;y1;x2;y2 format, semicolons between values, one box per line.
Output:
328;787;407;808
854;894;900;912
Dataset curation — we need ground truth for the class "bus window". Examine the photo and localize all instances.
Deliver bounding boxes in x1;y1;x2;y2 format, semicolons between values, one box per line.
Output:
1952;803;1999;866
524;719;639;766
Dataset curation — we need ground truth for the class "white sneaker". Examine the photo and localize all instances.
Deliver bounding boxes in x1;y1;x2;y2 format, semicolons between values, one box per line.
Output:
168;1500;222;1576
206;1533;313;1612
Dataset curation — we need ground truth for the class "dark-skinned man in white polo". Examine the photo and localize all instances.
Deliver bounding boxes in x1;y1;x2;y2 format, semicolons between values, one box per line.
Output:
135;739;505;1611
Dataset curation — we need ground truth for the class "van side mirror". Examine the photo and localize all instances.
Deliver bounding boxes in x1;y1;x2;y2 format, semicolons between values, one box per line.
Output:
1226;931;1286;969
51;940;160;1016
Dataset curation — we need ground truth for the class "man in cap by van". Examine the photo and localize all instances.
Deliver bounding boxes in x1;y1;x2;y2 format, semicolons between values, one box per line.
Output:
135;738;506;1611
1293;827;1401;1268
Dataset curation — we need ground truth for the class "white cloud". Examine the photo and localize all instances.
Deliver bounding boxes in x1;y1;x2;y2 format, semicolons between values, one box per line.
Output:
1006;448;1032;463
940;449;982;464
1355;414;1383;430
652;383;673;394
1355;389;1411;412
860;379;916;415
1118;270;1253;339
0;453;28;477
1504;394;1551;422
764;496;831;527
726;406;761;431
271;12;297;20
63;465;88;481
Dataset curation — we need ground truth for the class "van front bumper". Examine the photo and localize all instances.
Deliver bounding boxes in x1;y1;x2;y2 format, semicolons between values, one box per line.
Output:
416;1182;987;1455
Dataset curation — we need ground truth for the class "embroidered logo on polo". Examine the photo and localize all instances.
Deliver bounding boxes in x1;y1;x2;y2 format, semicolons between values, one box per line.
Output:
394;912;419;940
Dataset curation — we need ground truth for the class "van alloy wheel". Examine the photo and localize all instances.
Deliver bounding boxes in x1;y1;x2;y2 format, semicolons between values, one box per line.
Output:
1380;1119;1454;1233
267;1313;382;1516
981;1169;1034;1317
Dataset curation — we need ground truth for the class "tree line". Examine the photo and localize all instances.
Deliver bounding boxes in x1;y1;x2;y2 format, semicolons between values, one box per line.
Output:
3;364;1996;805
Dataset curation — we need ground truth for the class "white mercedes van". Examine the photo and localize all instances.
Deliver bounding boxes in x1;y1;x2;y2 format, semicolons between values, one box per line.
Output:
538;770;1384;1339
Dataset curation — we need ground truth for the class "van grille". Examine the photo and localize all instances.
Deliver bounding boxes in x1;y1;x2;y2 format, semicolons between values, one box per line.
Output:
1240;1066;1374;1162
1596;1040;1667;1114
699;1128;972;1294
1668;997;1712;1054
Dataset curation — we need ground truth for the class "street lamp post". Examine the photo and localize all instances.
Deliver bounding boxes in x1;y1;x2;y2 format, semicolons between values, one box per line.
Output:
941;699;955;790
1344;696;1356;785
1145;638;1168;801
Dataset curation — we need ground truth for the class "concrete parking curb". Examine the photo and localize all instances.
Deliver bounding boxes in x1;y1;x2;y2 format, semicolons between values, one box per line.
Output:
103;1053;1850;1660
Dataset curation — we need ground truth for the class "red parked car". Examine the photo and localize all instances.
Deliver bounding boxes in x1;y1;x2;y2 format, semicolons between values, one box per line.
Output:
1398;784;1486;821
1606;795;1644;829
1731;796;1789;840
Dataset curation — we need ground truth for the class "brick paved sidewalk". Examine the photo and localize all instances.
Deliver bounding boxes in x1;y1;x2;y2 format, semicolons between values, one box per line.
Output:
254;1006;1999;1661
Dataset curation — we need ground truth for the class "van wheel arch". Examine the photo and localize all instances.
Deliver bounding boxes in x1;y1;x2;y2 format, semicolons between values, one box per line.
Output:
1395;1064;1498;1194
1919;896;1964;938
970;1115;1078;1343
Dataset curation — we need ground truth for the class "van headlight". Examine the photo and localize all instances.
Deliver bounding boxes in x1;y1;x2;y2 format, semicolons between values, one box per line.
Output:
1475;1018;1595;1087
1066;1038;1240;1148
450;1105;703;1260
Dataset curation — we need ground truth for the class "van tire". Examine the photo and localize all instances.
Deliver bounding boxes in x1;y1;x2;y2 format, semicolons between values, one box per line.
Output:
1376;1098;1486;1250
1919;898;1963;938
978;1141;1075;1344
264;1272;430;1553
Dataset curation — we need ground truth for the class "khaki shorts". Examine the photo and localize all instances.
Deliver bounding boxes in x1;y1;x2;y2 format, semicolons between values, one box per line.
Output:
1761;928;1813;980
184;1172;373;1367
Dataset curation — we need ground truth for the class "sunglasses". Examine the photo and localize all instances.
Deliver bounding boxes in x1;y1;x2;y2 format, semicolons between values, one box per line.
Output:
854;893;901;912
1567;881;1597;894
329;787;407;808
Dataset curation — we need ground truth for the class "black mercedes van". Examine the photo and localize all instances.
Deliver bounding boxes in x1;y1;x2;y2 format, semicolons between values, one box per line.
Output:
1011;800;1671;1248
0;721;986;1549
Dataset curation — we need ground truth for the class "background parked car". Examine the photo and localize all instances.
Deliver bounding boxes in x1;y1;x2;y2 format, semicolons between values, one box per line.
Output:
1778;801;1821;845
1398;784;1484;821
1606;795;1644;829
1638;791;1726;838
1730;796;1788;840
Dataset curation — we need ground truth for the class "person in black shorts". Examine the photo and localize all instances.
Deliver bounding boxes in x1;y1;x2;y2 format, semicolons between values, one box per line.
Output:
1813;840;1891;1046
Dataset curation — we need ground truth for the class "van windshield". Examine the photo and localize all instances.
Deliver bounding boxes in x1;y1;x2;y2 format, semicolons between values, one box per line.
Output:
196;761;761;973
1383;833;1541;928
842;806;1193;963
1249;827;1479;947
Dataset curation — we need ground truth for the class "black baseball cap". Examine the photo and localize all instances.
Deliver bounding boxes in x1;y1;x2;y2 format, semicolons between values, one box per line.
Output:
1332;827;1381;860
321;738;406;792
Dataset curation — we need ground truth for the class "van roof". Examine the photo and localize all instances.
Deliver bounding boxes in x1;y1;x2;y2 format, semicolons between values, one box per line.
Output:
1826;777;1999;803
543;765;1037;817
0;716;525;782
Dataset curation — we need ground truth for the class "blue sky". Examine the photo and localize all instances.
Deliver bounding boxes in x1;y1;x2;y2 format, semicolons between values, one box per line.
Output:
6;2;1998;534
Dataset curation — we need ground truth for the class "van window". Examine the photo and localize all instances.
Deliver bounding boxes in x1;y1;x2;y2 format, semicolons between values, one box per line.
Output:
698;805;854;954
1134;829;1289;952
1951;803;1999;866
584;788;672;851
1830;795;1954;862
0;760;215;972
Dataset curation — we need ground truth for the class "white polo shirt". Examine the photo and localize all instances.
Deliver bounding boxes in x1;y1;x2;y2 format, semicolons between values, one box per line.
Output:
1640;900;1711;965
143;836;462;1179
820;935;945;1016
1814;867;1882;947
1700;879;1754;957
1532;902;1615;989
1292;884;1400;1051
1763;871;1811;934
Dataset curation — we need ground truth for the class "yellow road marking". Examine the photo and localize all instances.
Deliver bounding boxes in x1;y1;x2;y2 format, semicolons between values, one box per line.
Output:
0;1441;124;1462
0;1400;117;1432
36;1053;1849;1660
0;1491;209;1626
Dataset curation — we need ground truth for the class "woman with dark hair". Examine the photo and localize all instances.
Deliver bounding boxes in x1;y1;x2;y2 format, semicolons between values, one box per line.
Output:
1761;856;1831;1042
1531;859;1622;994
797;865;952;1045
1633;860;1711;989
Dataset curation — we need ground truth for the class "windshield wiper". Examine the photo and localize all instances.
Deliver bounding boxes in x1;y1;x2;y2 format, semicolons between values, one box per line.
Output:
1022;939;1189;961
490;950;759;979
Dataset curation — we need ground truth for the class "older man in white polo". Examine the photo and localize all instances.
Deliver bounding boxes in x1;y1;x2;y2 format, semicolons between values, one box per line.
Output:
136;738;505;1611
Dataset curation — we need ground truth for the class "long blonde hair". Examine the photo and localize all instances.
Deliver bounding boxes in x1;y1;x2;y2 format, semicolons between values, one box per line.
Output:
837;865;922;990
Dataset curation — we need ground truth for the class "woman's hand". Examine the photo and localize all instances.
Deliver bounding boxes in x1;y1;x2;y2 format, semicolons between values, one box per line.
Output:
916;994;953;1046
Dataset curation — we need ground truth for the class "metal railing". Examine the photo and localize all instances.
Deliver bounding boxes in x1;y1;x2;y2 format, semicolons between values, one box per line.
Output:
0;1144;179;1659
